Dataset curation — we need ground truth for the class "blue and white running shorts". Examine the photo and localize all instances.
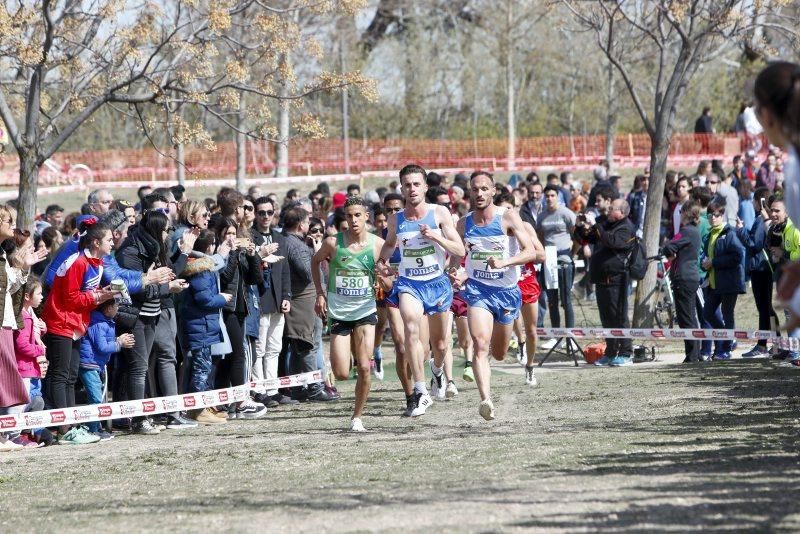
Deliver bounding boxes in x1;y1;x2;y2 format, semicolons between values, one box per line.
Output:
386;275;453;316
463;279;521;325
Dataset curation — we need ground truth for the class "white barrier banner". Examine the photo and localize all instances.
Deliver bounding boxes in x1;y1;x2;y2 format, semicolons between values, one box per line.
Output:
537;327;799;350
0;370;323;432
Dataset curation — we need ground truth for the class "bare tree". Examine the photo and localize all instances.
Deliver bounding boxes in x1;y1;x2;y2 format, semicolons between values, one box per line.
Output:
562;0;799;326
0;1;374;229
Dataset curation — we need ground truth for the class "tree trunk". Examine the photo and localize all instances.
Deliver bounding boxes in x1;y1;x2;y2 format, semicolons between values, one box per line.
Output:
17;152;38;232
236;96;247;191
604;61;616;170
276;82;289;178
176;143;186;186
632;135;670;327
505;1;516;170
340;35;351;175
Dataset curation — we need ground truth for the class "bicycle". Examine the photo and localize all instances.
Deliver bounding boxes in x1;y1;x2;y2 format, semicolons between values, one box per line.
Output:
648;255;675;328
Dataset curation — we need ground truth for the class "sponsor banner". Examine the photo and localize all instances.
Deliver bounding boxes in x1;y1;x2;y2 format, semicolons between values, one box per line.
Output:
535;327;799;349
2;371;322;432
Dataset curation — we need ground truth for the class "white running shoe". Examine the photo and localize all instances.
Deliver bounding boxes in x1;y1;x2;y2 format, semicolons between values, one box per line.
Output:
525;365;538;387
445;380;458;398
411;392;433;417
479;399;495;421
540;338;557;350
350;418;366;432
373;358;384;381
429;360;446;401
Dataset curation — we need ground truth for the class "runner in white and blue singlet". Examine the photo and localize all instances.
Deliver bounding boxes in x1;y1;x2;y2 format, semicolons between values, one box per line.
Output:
449;171;536;421
378;165;465;418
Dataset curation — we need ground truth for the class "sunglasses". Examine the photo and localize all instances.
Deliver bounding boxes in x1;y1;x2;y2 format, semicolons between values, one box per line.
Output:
257;210;275;217
707;181;719;185
152;208;169;215
709;211;723;217
308;227;323;234
243;205;254;212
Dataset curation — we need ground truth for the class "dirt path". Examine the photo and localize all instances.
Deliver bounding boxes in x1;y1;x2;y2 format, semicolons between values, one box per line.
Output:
2;357;799;532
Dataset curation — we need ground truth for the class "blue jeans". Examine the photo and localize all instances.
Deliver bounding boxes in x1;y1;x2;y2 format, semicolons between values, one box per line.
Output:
188;346;213;393
78;368;104;433
703;290;738;354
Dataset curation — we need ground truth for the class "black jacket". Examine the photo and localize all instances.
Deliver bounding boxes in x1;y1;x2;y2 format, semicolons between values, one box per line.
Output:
251;227;291;314
115;224;188;312
519;200;540;228
576;216;635;285
218;246;263;316
661;223;701;286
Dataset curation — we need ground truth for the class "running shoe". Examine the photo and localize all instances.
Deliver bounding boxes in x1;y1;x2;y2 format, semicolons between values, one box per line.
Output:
191;408;227;425
463;365;475;382
132;420;161;435
11;434;44;448
429;360;445;401
609;355;633;367
479;399;495;421
402;395;415;417
445;380;459;398
540;338;557;350
713;353;732;361
166;414;199;429
374;358;384;381
593;356;610;366
350;418;366;432
235;399;268;419
525;365;538;387
410;392;432;417
60;426;102;444
742;345;769;358
93;430;115;442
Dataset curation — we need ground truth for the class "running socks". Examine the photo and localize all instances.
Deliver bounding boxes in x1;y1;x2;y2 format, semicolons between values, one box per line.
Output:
414;381;428;395
430;360;443;377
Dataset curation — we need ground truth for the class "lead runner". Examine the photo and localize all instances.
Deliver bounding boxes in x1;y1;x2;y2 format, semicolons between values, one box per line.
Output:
450;171;536;420
378;164;465;417
312;197;384;432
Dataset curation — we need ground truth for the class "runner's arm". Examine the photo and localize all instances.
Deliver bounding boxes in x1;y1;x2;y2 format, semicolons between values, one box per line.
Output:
376;212;398;273
446;217;466;272
311;237;336;297
430;205;466;257
524;221;546;264
495;209;535;268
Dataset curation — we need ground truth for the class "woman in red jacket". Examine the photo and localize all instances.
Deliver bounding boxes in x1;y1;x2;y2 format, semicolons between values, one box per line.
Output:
42;220;117;445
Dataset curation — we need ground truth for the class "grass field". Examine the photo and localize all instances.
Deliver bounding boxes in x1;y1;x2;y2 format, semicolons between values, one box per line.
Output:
1;350;799;532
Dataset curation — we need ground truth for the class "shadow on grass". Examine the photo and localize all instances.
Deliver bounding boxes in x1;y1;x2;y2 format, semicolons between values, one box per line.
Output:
507;361;800;531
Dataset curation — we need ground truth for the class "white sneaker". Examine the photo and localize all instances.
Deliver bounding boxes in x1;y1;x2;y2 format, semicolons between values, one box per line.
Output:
445;380;458;398
373;358;384;381
540;338;557;350
350;418;366;432
525;366;538;387
479;399;495;421
410;392;432;417
0;434;23;452
429;360;446;401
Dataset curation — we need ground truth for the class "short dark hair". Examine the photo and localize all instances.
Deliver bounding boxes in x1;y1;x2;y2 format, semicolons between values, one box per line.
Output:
426;172;443;188
593;184;618;202
494;190;516;207
543;184;561;196
346;184;360;194
546;173;559;183
45;204;64;216
470;170;494;183
78;220;110;250
373;206;387;219
426;186;448;203
170;184;186;202
194;229;216;253
141;193;169;211
707;200;725;214
399;164;427;183
254;196;273;209
343;196;368;209
282;207;308;231
218;189;244;217
691;186;713;207
383;193;404;205
137;185;152;200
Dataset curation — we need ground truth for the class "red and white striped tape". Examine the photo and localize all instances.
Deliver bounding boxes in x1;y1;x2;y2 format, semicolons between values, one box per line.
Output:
0;370;323;432
537;327;799;350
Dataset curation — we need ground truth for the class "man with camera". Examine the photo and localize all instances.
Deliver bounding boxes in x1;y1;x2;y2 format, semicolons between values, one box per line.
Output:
574;198;636;366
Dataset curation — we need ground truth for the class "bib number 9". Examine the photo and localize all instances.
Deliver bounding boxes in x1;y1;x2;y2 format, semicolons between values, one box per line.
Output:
416;257;424;267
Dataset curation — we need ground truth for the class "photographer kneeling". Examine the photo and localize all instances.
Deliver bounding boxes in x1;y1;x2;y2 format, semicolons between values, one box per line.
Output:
574;199;635;366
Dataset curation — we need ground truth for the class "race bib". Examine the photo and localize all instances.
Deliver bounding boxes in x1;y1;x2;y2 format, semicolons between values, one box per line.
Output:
470;250;504;280
335;268;372;297
402;245;441;277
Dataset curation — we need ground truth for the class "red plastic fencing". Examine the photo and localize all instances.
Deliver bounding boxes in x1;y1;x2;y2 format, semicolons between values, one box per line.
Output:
0;133;755;186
